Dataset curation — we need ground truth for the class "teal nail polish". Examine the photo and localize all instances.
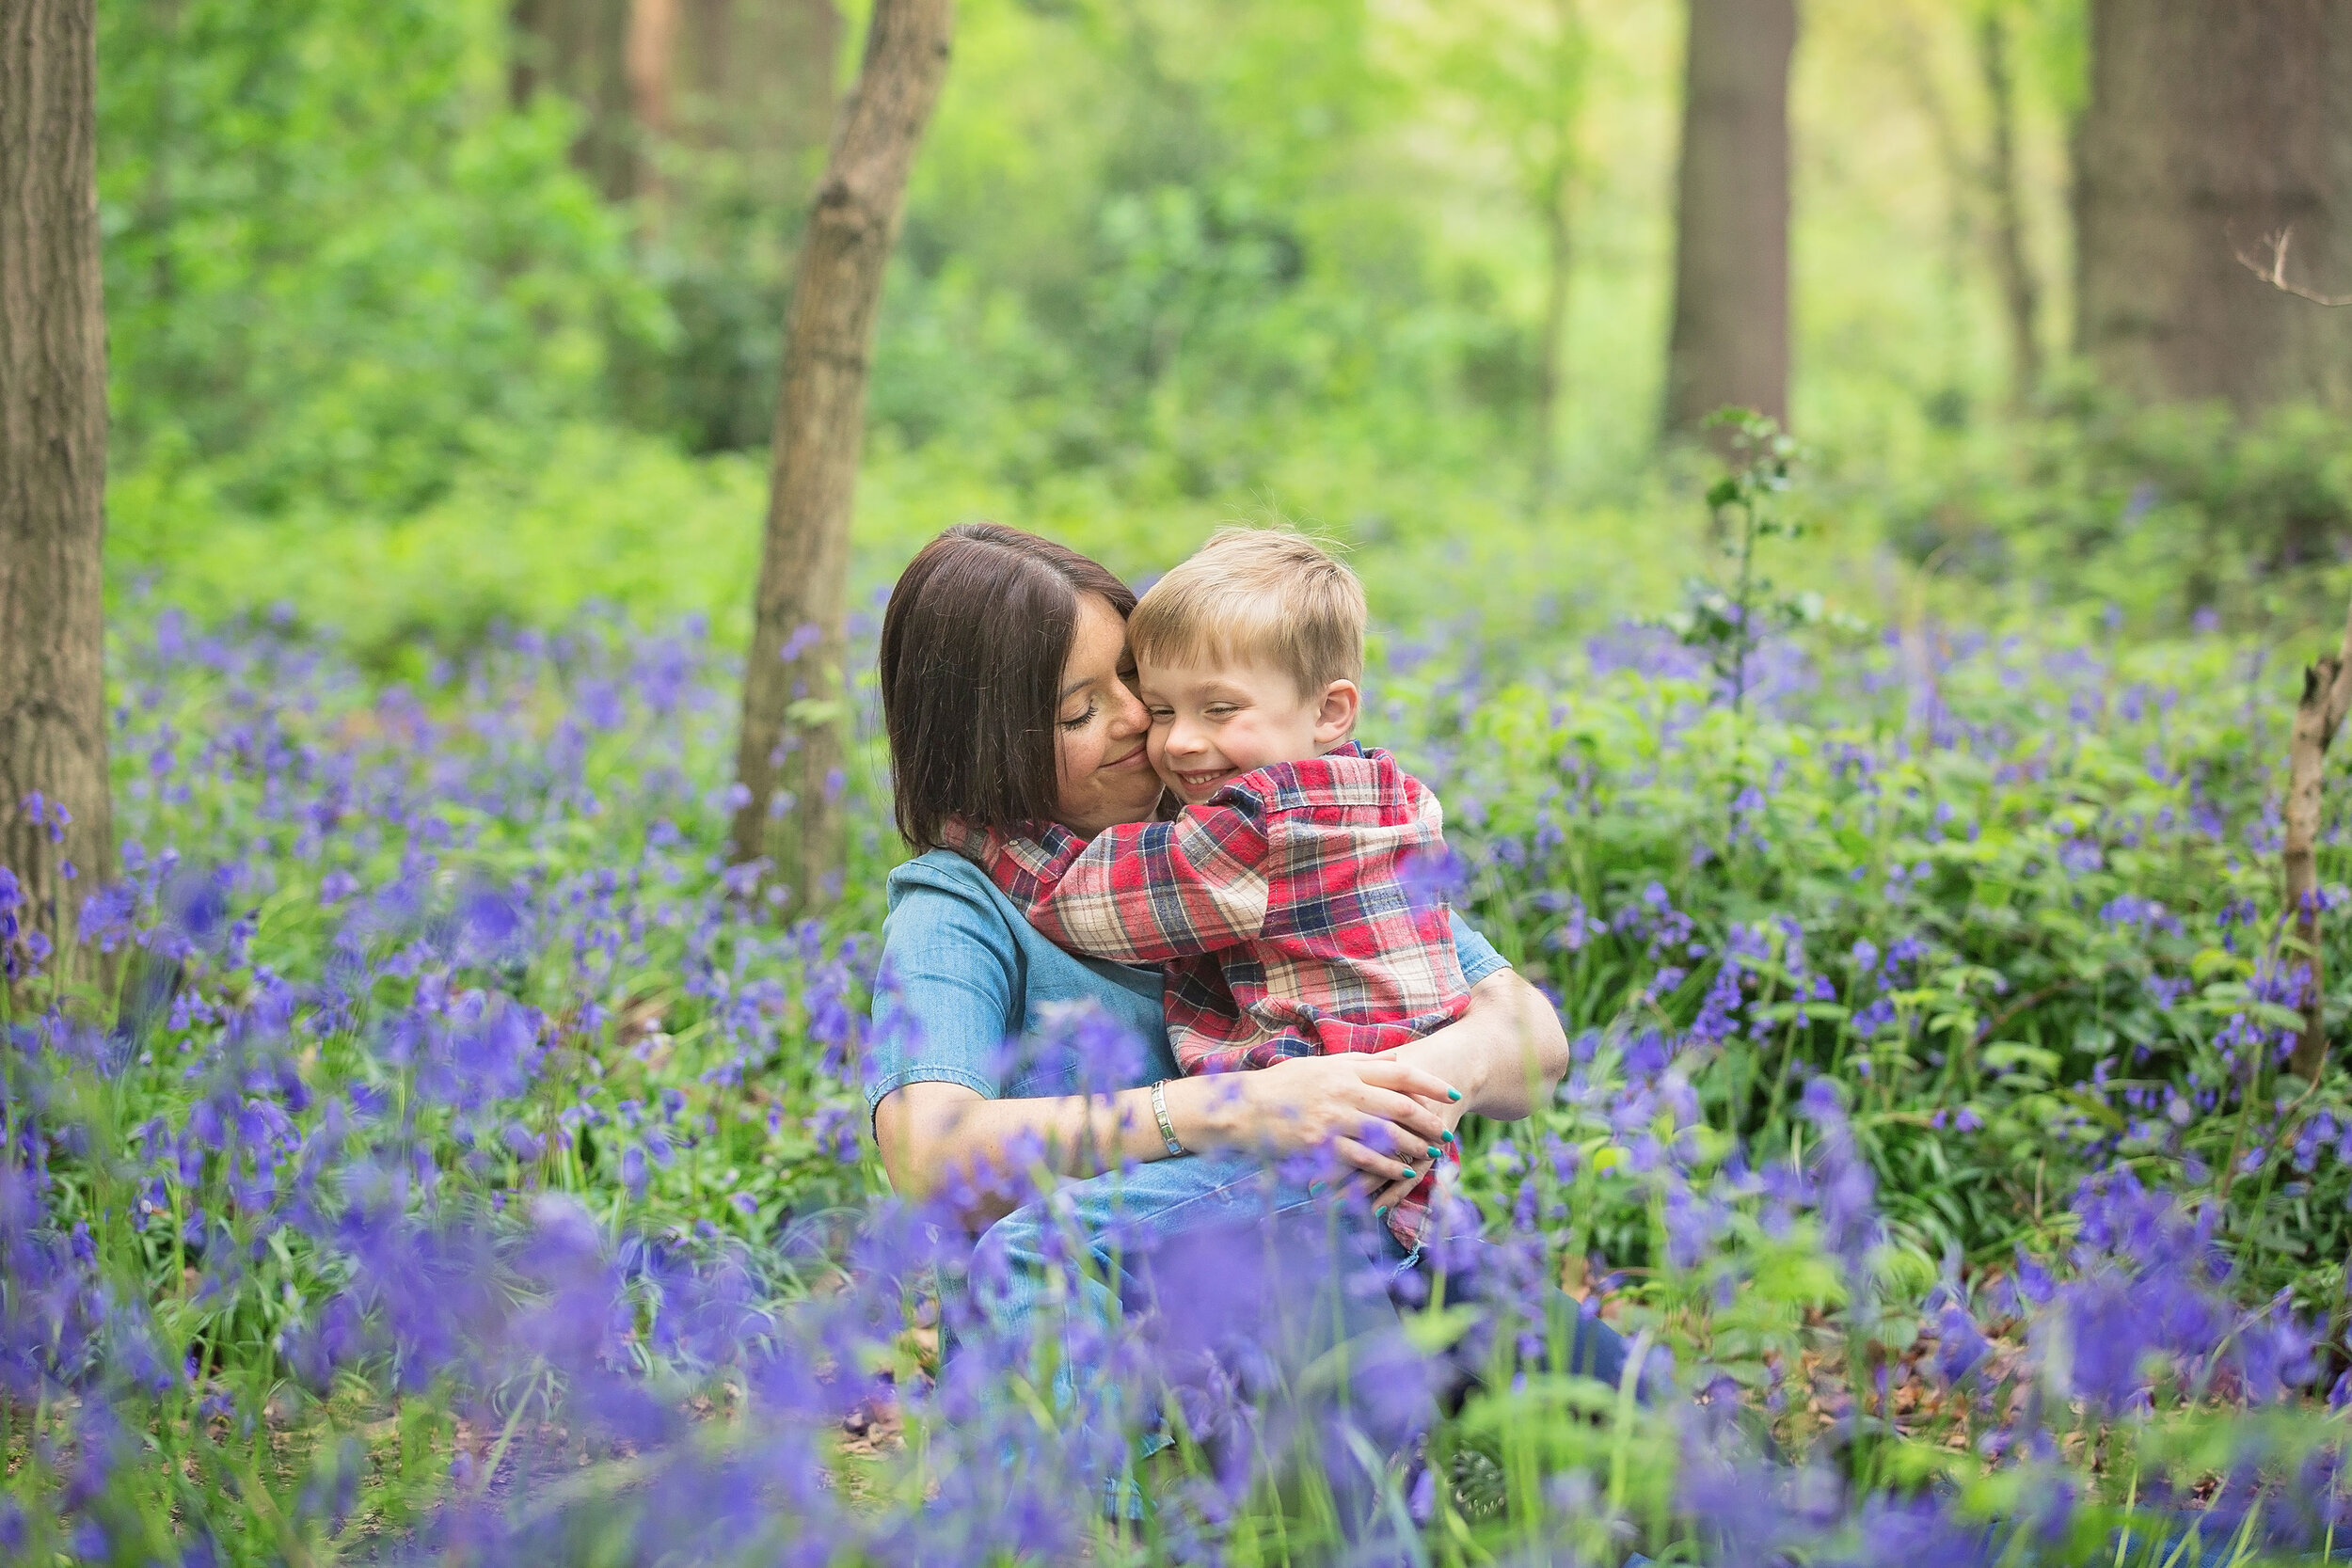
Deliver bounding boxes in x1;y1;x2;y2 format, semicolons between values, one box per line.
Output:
1426;1144;1443;1159
1309;1180;1328;1196
1446;1088;1463;1102
1442;1130;1457;1145
1375;1205;1390;1222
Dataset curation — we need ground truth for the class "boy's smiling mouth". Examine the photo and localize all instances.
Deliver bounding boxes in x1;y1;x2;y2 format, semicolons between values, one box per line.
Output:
1170;765;1241;795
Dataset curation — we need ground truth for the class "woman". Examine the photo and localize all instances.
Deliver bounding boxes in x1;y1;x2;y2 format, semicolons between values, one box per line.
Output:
864;524;1630;1525
866;522;1571;1233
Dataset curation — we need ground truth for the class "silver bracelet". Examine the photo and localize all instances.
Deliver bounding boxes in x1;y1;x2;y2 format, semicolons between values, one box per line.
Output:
1150;1079;1184;1157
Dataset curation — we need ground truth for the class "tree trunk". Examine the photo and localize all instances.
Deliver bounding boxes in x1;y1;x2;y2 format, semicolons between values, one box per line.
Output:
675;0;843;213
1663;0;1797;438
1978;9;2042;408
1532;176;1570;506
727;0;952;911
2077;0;2352;409
625;0;681;209
510;0;642;202
509;0;541;106
1;0;115;977
2284;590;2352;1080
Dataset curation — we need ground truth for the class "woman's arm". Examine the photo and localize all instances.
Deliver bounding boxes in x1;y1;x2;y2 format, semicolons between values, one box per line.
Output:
866;861;1520;1225
1363;967;1568;1214
876;1054;1466;1223
1386;967;1569;1121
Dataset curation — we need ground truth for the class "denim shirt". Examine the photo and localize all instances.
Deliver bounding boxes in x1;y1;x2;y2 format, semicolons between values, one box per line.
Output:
865;848;1509;1122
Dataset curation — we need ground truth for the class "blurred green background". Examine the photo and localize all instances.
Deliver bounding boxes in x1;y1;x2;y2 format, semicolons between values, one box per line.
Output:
95;0;2352;672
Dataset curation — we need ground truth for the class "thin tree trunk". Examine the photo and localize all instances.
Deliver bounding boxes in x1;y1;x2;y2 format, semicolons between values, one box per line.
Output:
1;0;115;976
2077;0;2352;409
727;0;952;911
2066;106;2088;359
510;0;641;201
1532;176;1570;507
2284;590;2352;1080
510;0;544;106
1663;0;1796;438
1885;20;1980;420
1978;9;2041;408
139;0;183;309
625;0;680;210
675;0;842;212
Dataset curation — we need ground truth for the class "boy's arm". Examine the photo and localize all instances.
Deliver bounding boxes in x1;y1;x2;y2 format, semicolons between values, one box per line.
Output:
947;807;1277;962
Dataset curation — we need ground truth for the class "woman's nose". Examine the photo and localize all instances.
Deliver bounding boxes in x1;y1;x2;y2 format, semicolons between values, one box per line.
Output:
1105;681;1149;739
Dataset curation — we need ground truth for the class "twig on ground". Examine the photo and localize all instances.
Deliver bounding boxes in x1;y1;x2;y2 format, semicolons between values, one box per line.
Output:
2233;226;2352;308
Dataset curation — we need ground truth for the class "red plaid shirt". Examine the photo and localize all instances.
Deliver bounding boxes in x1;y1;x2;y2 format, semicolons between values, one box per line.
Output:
941;744;1470;1246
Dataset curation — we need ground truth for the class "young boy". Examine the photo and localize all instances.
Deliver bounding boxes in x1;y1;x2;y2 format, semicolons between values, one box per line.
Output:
942;529;1469;1246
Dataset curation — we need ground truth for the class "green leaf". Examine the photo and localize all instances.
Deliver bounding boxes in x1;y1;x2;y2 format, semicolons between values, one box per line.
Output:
1984;1041;2061;1075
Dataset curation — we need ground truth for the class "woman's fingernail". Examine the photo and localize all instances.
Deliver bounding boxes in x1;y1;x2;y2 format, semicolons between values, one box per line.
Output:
1426;1144;1443;1159
1309;1180;1328;1196
1375;1205;1390;1222
1442;1131;1457;1145
1446;1088;1463;1102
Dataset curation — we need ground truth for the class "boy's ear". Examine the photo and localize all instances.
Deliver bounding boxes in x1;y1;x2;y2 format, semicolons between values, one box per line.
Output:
1312;679;1361;748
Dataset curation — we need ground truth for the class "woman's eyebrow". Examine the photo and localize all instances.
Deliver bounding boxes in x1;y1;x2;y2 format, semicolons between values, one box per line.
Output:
1057;673;1098;701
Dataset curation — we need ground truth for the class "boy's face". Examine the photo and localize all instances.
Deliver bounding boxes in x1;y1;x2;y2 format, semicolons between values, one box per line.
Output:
1139;655;1359;804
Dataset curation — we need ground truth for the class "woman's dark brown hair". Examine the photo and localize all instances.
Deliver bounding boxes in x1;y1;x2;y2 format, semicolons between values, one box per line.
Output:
879;522;1137;850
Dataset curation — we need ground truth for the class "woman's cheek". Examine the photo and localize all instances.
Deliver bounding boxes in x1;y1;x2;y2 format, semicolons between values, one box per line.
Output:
1053;727;1091;800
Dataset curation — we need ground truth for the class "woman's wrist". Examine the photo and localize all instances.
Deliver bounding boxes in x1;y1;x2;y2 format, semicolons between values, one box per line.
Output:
1156;1072;1244;1154
1469;971;1565;1116
1392;971;1559;1119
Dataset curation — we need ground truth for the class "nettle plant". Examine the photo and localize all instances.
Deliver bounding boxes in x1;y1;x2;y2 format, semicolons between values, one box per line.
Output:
1669;410;1835;722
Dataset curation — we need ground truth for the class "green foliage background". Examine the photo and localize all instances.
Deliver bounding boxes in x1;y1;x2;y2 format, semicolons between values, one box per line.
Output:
31;4;2352;1555
99;0;2352;673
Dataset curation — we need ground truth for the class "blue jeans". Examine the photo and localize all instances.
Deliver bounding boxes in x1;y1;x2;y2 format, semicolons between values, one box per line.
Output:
965;1151;1317;1348
957;1149;1637;1526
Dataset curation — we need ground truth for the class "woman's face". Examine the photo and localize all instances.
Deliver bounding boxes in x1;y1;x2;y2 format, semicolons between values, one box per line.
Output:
1053;594;1159;838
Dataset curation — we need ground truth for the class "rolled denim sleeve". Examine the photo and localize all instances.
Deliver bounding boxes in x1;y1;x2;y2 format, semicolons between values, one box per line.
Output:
1449;911;1510;989
866;878;1021;1122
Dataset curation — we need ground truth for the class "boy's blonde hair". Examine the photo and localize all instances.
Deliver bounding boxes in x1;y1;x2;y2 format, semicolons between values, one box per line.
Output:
1130;528;1366;698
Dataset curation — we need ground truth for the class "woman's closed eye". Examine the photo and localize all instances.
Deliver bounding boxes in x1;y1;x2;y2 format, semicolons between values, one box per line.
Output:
1058;700;1098;732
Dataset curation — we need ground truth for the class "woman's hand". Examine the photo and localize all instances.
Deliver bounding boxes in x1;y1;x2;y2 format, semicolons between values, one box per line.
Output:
1365;1091;1469;1214
1363;969;1570;1212
1168;1053;1460;1187
1381;969;1568;1122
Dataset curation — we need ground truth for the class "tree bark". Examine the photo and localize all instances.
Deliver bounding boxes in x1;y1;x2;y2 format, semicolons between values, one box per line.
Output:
674;0;842;213
1526;0;1582;507
1532;174;1570;506
1;0;115;974
1663;0;1797;438
2284;590;2352;1080
621;0;677;192
727;0;952;911
510;0;642;202
1978;9;2042;408
2077;0;2352;409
